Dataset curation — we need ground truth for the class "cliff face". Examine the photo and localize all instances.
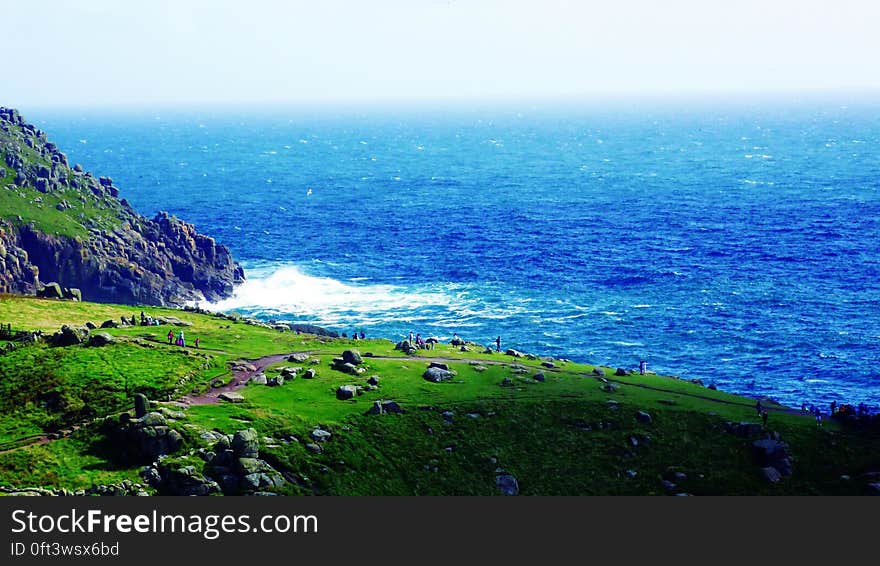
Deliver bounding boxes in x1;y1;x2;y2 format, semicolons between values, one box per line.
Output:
0;107;244;306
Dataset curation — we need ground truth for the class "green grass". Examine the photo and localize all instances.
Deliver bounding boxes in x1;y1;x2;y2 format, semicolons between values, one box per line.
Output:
0;295;877;495
0;144;123;238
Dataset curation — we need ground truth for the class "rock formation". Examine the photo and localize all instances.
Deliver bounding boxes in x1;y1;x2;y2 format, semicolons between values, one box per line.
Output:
0;107;244;305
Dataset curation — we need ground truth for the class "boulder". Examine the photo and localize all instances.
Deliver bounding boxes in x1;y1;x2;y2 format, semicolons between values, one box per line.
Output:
541;361;556;368
219;392;244;403
336;385;358;400
87;332;115;347
305;443;323;454
636;410;653;424
134;393;149;418
303;368;317;379
251;373;268;385
423;366;456;383
163;466;220;496
267;375;284;386
84;321;97;330
505;349;523;358
310;428;331;443
592;368;605;377
100;319;119;329
533;372;546;382
51;325;88;346
232;429;260;458
342;349;363;365
37;282;63;299
288;353;310;363
367;375;380;386
429;362;450;371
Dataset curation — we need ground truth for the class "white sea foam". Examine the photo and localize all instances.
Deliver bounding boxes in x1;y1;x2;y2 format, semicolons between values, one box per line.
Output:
209;265;454;323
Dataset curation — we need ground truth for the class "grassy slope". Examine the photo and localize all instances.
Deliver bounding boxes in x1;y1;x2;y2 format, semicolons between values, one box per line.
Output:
1;133;122;238
0;295;877;495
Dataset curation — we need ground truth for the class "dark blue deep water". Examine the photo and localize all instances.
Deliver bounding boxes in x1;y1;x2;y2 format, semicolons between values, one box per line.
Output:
28;99;880;409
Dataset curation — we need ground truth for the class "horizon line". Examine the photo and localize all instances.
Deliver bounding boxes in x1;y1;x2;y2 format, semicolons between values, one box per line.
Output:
13;88;880;112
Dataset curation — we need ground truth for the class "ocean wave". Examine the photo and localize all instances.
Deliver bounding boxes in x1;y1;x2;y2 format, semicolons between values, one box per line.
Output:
208;265;454;320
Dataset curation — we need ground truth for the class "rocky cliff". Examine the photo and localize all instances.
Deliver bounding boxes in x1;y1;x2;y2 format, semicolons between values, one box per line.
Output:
0;107;244;305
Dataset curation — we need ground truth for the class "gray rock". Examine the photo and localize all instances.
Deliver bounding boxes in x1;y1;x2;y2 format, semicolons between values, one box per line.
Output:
305;443;323;454
429;362;450;371
423;366;456;382
219;392;244;403
592;368;605;377
232;429;260;458
134;393;149;418
88;332;115;347
615;368;628;376
251;373;268;385
310;428;331;442
288;352;309;363
541;361;556;368
367;375;380;386
336;385;357;400
533;372;546;382
303;368;317;379
505;349;523;357
342;349;363;365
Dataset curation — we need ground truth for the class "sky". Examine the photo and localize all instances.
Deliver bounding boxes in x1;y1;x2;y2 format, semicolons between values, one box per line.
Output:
4;0;880;107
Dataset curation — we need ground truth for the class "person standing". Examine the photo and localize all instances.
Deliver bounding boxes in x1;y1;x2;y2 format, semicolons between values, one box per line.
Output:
167;329;174;345
761;410;769;428
194;338;200;349
178;330;185;348
639;360;647;375
495;336;501;352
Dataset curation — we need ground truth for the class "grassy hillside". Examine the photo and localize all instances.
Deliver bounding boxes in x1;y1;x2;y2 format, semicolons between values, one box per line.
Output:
0;295;877;495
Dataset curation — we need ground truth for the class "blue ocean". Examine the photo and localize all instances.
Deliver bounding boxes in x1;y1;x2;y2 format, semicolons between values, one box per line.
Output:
28;98;880;410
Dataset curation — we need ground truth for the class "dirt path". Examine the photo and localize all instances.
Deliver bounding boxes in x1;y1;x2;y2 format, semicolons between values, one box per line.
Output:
182;352;298;406
0;349;804;456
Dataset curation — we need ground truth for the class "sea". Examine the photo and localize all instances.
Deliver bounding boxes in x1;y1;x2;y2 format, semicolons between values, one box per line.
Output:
27;97;880;410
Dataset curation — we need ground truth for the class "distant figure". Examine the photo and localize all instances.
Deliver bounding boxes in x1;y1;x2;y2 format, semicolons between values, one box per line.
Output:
830;401;837;414
167;329;174;345
352;330;358;341
140;311;146;325
416;333;424;348
178;331;185;348
814;408;822;426
639;360;647;375
756;399;763;416
359;331;365;340
761;410;769;428
801;402;807;412
495;336;501;352
194;338;200;349
409;331;414;344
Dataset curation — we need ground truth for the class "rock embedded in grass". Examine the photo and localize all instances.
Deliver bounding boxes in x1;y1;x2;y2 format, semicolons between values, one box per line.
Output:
337;385;357;400
423;366;456;382
342;349;363;365
636;410;653;424
219;392;244;403
251;373;268;385
310;428;331;442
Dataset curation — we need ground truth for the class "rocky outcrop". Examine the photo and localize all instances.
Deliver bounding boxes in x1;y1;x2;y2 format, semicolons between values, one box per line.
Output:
0;106;244;305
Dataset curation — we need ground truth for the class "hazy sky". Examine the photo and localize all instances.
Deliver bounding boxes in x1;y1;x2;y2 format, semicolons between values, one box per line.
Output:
5;0;879;107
